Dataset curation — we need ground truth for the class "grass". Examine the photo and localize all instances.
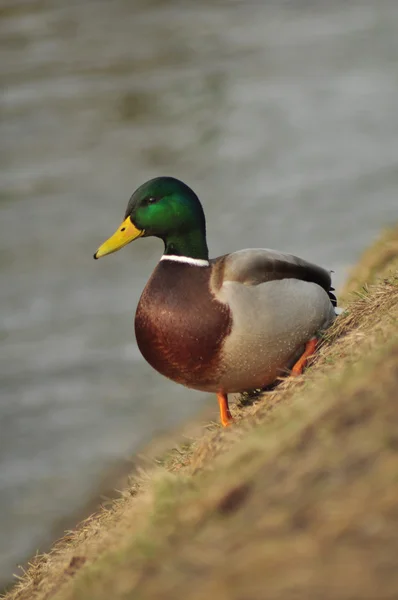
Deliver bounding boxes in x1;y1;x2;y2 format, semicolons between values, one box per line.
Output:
3;225;398;600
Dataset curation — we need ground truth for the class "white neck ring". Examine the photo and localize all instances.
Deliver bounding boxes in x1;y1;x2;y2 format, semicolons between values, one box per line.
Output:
160;255;209;267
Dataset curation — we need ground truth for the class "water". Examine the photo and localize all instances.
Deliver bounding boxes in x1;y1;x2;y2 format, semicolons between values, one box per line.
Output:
1;0;398;587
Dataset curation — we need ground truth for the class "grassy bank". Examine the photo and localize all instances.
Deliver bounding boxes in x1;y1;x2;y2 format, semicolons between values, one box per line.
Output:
4;226;398;600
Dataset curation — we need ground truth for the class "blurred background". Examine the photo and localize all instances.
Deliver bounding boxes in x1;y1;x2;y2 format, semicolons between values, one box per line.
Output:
1;0;398;588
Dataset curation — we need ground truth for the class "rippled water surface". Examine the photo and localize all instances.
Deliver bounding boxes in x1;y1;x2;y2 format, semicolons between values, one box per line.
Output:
1;0;398;586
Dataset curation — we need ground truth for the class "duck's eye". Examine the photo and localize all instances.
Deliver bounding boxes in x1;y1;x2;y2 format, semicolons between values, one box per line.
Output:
147;196;157;204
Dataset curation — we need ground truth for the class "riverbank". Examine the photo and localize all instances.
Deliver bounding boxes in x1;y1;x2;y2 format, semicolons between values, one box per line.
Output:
4;225;398;600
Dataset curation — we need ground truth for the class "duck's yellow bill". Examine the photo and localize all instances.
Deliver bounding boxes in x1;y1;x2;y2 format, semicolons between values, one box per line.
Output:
94;217;144;259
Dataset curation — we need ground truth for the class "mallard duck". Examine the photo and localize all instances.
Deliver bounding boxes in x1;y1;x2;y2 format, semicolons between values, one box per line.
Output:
94;177;337;427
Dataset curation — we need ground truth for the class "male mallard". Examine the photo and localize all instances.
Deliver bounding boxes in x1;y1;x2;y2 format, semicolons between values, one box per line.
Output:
94;177;336;427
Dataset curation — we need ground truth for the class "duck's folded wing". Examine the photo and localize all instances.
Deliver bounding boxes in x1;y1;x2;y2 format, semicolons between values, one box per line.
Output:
212;249;337;306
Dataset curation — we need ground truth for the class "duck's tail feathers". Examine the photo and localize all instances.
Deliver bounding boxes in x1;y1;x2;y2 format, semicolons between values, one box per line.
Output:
328;286;338;308
329;285;345;316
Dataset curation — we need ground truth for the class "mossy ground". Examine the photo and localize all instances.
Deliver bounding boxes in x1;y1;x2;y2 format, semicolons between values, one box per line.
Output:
3;226;398;600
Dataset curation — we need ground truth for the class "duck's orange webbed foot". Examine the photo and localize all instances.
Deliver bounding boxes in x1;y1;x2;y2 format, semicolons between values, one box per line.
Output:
217;392;234;427
291;338;318;376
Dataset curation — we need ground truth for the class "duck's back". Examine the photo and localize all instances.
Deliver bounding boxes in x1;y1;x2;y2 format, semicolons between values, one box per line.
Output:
213;248;336;305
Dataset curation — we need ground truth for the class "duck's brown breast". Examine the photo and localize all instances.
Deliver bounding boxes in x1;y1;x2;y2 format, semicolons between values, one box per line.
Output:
134;261;232;390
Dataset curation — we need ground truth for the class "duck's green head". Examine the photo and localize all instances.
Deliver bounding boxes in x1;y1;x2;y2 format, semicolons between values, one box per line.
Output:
94;177;209;260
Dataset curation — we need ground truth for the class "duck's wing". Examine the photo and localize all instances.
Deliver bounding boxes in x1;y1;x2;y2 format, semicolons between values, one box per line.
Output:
211;248;337;307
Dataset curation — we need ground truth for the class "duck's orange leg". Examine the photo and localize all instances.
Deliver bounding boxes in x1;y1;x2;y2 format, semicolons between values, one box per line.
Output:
217;392;234;427
291;338;318;376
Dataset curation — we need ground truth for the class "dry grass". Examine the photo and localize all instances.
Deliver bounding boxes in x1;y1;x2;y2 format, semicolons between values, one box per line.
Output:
342;224;398;300
3;226;398;600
